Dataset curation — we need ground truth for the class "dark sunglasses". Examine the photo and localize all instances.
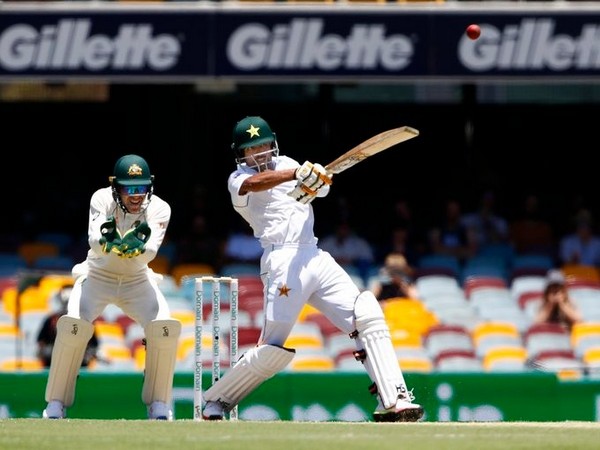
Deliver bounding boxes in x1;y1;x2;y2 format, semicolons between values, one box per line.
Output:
120;185;150;196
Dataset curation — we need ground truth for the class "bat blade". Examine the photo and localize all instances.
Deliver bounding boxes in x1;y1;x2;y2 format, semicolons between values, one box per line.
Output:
324;126;419;175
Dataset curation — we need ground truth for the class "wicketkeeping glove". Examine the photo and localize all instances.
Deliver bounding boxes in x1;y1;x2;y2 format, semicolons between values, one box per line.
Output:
118;221;151;258
99;217;123;255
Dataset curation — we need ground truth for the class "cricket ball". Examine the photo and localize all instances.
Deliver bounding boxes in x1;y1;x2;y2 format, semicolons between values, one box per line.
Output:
466;24;481;40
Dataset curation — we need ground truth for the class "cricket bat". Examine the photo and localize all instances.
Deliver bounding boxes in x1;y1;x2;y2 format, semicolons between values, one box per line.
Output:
324;126;419;175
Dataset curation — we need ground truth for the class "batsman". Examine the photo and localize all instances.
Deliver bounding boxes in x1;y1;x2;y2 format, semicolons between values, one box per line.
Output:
42;154;181;420
202;116;424;422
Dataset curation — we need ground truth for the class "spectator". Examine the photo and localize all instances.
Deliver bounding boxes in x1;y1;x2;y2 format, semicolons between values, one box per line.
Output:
36;284;99;368
319;221;375;276
370;253;419;301
509;193;555;256
376;198;425;266
428;198;478;263
559;208;600;267
460;190;509;247
535;274;582;330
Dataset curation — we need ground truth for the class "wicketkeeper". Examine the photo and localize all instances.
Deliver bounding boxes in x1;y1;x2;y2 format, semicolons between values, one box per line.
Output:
201;116;424;422
42;154;181;420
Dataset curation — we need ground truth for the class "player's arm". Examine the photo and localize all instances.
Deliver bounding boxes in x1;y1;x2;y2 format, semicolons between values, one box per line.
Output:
238;169;297;195
127;203;171;263
88;190;122;256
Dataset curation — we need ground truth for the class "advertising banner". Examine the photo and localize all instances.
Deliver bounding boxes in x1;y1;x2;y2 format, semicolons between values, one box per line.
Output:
1;4;600;81
2;371;599;422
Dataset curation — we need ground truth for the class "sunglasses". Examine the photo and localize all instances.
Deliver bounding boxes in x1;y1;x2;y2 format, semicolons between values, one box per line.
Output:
120;185;150;196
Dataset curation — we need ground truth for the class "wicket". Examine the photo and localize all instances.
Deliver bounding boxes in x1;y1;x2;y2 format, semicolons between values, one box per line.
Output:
193;276;239;421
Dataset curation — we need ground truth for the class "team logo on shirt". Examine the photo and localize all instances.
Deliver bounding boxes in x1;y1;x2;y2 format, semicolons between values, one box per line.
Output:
277;284;291;297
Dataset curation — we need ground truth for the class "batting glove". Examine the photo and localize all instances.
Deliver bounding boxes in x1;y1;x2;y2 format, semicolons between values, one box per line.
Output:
287;181;318;204
295;161;332;192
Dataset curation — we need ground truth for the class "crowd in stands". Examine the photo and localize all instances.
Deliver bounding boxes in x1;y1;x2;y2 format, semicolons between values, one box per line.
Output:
2;189;600;376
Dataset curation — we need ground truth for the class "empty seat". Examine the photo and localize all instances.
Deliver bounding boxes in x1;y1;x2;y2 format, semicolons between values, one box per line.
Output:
571;322;600;358
17;242;60;267
472;322;522;358
510;275;547;303
415;274;463;300
171;263;216;286
286;348;336;372
417;255;461;279
423;324;475;360
464;275;507;299
523;323;572;361
435;349;483;372
483;346;528;372
284;322;325;350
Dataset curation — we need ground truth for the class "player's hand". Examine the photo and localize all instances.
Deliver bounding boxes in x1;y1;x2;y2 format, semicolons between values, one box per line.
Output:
99;216;123;255
295;161;332;193
118;221;151;257
287;182;317;204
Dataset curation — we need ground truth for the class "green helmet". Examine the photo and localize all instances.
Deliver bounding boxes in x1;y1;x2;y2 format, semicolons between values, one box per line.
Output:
231;116;276;158
111;154;154;186
109;154;154;213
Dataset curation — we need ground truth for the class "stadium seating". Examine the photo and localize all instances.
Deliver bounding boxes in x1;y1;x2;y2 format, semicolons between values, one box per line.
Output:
284;322;326;350
463;275;507;299
561;264;600;283
415;274;463;300
171;263;216;286
17;242;60;267
523;323;572;361
571;322;600;359
286;348;336;372
417;254;461;279
471;322;522;359
423;324;475;360
435;349;483;372
482;346;528;372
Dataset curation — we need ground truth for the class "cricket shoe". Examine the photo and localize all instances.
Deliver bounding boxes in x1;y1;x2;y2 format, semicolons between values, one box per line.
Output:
202;401;224;421
148;401;173;421
373;397;424;423
43;400;66;419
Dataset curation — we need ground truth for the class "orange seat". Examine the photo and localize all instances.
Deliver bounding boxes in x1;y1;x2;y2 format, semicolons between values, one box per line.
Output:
2;286;51;316
561;264;600;283
382;298;439;337
17;242;60;267
171;263;216;286
148;255;171;275
0;357;44;371
483;346;528;371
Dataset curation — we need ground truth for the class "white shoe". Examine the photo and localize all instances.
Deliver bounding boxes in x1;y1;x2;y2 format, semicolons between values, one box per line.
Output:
202;401;224;421
43;400;66;419
148;401;173;421
373;398;424;423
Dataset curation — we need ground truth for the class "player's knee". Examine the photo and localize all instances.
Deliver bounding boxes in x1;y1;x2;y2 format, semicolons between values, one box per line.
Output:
56;316;95;343
353;291;387;335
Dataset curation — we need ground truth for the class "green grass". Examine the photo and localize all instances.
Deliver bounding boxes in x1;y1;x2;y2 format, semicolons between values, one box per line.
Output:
2;420;600;450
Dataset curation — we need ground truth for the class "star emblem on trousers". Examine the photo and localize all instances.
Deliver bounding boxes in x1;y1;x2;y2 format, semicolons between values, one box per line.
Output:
278;284;291;297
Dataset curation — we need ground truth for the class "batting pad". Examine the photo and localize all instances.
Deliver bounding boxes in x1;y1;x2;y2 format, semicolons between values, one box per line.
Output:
142;319;181;405
354;291;408;409
45;316;95;406
203;344;295;413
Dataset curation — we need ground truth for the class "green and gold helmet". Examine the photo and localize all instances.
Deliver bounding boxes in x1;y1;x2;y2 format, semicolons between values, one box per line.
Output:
231;116;276;158
111;154;154;186
109;154;154;213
